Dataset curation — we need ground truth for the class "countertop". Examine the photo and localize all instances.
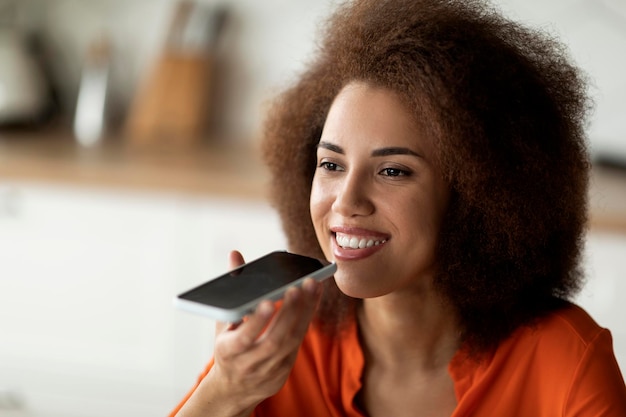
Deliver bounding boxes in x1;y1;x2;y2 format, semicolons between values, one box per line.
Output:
1;130;625;233
0;130;269;200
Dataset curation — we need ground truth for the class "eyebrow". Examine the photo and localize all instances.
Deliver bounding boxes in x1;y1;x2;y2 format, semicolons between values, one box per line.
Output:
317;141;422;158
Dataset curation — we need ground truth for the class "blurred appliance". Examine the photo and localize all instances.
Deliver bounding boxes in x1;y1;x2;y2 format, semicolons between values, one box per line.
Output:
0;30;48;125
74;36;111;146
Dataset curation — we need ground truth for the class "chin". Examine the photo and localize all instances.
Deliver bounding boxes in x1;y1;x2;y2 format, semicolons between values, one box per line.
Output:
333;272;383;299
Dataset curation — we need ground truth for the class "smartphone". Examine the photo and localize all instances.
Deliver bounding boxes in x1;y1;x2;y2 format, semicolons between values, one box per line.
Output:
174;251;337;322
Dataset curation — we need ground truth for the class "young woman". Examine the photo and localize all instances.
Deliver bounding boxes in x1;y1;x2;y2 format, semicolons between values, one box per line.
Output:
171;0;626;416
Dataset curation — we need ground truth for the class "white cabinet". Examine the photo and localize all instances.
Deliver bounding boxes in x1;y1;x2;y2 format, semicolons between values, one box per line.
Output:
0;182;286;417
1;181;624;416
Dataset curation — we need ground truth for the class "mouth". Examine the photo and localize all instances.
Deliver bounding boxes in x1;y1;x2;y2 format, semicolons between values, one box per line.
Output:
334;232;387;249
330;227;390;260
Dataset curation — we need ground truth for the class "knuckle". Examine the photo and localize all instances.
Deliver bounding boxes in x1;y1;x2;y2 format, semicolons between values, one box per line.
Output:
238;333;254;348
262;336;282;352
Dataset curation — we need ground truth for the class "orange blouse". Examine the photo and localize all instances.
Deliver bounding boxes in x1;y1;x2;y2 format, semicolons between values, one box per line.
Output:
170;303;626;416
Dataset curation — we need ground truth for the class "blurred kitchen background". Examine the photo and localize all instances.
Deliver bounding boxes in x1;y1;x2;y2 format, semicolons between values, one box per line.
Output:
0;0;624;416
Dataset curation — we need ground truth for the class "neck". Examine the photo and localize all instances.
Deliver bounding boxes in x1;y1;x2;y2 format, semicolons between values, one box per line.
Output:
358;289;461;371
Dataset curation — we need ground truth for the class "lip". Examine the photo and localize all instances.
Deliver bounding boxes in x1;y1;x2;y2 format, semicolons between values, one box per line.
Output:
330;226;389;261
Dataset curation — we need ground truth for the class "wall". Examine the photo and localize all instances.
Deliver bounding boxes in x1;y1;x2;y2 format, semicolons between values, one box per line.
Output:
495;0;626;157
12;0;626;154
13;0;339;141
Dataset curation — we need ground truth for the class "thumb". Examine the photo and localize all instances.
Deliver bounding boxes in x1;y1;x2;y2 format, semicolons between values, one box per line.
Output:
228;250;246;270
215;250;246;335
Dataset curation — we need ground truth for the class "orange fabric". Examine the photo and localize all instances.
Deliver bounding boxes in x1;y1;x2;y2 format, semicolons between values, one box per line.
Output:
169;303;626;416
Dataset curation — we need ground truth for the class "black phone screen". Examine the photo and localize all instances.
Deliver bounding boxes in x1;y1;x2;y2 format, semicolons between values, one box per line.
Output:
177;252;327;309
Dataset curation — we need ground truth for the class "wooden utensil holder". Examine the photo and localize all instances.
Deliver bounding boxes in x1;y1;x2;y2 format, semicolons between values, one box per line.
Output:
125;50;213;147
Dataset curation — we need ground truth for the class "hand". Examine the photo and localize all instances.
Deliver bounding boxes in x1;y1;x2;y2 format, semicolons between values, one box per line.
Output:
176;250;322;417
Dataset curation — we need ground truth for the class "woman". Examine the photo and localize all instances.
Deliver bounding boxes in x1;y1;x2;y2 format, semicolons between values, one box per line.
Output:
171;0;626;416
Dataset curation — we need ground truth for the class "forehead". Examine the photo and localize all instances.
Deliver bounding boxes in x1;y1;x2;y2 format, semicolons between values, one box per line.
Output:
321;82;432;153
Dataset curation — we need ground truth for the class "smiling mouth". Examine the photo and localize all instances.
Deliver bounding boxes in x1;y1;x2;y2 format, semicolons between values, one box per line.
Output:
335;232;388;249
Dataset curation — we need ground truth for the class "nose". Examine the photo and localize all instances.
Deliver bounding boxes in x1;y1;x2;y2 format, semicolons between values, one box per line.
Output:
331;171;374;217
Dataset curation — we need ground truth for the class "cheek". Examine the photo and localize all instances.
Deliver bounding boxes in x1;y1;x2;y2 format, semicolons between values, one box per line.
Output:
309;180;333;251
391;195;442;250
309;179;329;222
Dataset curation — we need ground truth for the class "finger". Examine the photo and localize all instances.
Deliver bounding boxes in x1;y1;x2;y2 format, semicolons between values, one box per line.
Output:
301;277;322;304
259;284;317;350
220;300;276;356
289;279;322;334
228;250;246;270
215;251;247;335
290;278;322;335
215;319;242;336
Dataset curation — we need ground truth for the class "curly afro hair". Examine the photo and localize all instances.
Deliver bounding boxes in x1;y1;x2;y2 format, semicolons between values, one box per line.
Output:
261;0;591;352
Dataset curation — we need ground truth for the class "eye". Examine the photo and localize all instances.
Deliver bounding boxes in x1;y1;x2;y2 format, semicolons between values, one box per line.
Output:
318;161;343;171
379;167;410;177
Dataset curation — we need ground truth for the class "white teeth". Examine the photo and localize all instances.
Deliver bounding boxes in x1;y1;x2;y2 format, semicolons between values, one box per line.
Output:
336;233;387;249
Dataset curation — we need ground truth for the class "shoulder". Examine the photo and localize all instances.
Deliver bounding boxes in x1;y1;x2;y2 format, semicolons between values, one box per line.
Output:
533;302;606;350
540;303;626;414
504;303;611;372
452;303;626;416
503;303;626;414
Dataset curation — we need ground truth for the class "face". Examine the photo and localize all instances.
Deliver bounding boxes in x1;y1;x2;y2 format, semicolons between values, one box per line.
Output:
310;82;450;299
